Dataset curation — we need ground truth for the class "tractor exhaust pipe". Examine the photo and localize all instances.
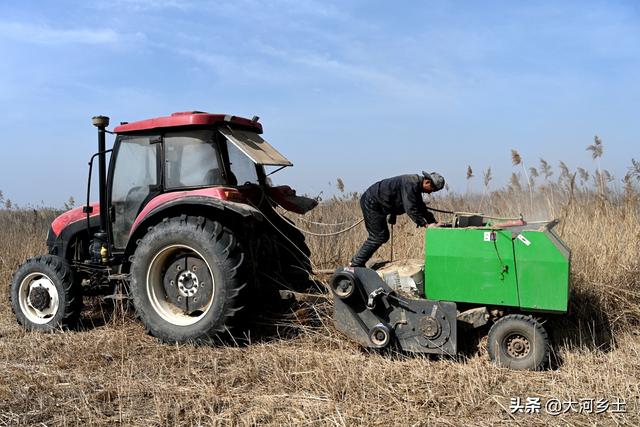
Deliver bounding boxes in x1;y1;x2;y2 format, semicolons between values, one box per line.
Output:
91;116;110;234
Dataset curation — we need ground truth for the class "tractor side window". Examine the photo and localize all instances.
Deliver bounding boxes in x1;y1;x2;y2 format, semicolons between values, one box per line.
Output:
165;130;221;189
226;141;259;185
111;136;159;248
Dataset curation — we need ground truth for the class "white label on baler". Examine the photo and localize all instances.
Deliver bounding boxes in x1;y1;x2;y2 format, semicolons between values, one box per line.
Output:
517;234;531;246
484;232;496;242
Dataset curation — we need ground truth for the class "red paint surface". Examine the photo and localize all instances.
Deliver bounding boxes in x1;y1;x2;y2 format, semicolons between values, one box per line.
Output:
267;185;314;214
129;187;245;236
114;111;263;134
51;203;100;236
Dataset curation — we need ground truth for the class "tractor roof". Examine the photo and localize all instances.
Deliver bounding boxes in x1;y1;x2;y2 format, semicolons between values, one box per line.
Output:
113;111;263;134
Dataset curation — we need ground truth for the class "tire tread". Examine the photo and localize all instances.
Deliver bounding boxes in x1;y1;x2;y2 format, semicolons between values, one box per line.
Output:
487;313;549;370
129;215;248;343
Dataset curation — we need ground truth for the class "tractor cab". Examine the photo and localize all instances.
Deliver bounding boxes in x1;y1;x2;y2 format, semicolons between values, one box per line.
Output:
107;112;292;250
45;111;311;263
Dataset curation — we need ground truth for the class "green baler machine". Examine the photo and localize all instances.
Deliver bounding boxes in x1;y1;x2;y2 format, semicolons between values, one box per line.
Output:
331;215;571;370
425;223;570;312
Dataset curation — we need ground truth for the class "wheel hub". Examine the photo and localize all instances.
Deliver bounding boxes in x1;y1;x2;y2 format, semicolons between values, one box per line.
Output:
177;271;199;297
162;255;213;312
19;274;60;324
506;334;531;358
420;316;441;339
28;286;51;311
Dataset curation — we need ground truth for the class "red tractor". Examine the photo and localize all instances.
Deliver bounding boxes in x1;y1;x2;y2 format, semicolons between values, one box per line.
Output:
11;112;316;342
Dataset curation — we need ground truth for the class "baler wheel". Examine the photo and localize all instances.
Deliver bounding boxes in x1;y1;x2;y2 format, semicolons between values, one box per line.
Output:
10;255;82;331
129;216;247;343
487;314;549;370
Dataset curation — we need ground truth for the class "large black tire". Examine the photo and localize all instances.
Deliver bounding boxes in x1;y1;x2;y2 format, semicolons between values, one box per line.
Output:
129;216;247;343
10;255;82;331
487;314;550;370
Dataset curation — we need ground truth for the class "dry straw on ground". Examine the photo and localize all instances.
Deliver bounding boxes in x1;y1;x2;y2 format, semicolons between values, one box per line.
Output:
1;175;639;425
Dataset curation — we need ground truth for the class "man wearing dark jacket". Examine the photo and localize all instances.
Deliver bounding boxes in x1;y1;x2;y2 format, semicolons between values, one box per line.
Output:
350;171;445;267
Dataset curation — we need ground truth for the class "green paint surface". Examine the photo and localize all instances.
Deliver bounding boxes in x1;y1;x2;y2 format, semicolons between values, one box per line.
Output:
424;228;519;306
424;227;570;313
513;230;570;312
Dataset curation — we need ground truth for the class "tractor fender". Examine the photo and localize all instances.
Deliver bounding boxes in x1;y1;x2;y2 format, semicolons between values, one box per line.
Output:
50;202;100;238
130;194;262;238
47;203;101;259
124;193;263;257
46;214;100;259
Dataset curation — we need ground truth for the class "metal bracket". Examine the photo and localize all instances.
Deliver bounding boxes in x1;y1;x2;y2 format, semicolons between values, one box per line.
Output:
103;293;129;301
367;287;385;309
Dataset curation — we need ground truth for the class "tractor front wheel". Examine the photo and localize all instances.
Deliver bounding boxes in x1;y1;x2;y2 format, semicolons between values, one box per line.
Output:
129;216;247;343
487;314;549;370
10;255;82;331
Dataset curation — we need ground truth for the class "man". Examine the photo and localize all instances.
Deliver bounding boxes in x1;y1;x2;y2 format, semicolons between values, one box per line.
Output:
349;171;445;268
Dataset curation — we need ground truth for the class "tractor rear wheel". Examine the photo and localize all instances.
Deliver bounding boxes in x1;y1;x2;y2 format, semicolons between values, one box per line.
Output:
129;216;247;343
487;314;549;370
10;255;82;331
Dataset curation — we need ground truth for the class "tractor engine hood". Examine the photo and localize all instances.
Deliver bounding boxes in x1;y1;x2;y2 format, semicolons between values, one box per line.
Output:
51;203;100;237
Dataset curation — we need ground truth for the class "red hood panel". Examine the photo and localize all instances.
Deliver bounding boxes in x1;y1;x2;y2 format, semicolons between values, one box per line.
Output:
51;203;100;236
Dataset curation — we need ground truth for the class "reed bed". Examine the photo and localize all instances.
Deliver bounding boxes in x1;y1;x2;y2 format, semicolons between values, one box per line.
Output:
0;158;639;425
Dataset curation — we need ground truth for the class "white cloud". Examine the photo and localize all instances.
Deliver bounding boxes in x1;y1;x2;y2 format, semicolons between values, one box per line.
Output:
92;0;194;11
255;43;432;99
174;45;303;85
0;21;120;45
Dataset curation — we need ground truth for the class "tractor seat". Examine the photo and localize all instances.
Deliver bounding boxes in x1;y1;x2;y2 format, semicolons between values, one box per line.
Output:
203;168;224;186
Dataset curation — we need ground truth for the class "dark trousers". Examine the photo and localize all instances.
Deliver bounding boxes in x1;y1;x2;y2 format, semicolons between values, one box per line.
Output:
350;194;390;267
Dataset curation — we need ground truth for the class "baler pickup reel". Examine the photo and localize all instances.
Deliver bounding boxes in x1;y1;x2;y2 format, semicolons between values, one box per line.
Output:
330;267;457;355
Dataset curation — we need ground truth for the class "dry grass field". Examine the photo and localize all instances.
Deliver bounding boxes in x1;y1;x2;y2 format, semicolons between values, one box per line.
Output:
1;169;639;425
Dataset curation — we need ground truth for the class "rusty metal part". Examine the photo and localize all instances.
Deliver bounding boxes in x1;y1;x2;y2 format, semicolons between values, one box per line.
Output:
420;316;441;339
505;334;531;358
457;307;490;328
28;286;51;311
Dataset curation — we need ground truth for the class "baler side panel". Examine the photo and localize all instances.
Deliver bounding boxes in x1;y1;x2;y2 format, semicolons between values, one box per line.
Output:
424;229;520;307
513;231;570;312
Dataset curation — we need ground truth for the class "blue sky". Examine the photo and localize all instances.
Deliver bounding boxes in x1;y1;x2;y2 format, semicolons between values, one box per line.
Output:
0;0;638;206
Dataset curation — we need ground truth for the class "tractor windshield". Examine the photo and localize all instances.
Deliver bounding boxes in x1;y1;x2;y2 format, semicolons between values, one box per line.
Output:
164;130;222;189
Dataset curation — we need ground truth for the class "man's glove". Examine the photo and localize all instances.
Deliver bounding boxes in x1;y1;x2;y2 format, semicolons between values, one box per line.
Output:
425;211;437;224
387;214;397;225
